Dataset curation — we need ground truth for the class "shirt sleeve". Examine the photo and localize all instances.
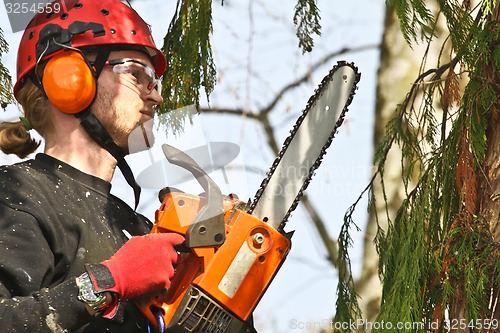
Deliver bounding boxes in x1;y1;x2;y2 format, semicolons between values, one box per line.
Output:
0;204;92;332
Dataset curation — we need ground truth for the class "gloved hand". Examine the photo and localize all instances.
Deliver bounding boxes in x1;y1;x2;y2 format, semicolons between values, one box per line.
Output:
85;233;184;315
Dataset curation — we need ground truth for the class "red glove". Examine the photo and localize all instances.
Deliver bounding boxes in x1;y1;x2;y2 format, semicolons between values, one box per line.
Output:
85;233;184;316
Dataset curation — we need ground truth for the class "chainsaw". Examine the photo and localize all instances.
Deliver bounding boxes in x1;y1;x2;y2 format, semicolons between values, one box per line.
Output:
136;61;360;333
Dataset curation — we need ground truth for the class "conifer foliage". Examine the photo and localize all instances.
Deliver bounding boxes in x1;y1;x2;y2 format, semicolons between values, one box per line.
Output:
153;0;322;133
0;29;12;110
159;0;216;128
337;0;500;331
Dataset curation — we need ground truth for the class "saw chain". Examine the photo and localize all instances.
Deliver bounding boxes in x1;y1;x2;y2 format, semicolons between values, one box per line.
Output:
248;61;361;230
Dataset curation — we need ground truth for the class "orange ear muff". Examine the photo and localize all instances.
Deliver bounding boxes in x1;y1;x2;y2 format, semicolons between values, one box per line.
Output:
42;51;96;114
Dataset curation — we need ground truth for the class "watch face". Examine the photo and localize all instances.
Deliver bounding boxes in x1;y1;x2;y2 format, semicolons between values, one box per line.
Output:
81;281;99;302
78;273;107;312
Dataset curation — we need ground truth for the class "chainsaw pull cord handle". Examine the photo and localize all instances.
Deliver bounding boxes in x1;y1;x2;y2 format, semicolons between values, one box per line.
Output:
155;308;166;333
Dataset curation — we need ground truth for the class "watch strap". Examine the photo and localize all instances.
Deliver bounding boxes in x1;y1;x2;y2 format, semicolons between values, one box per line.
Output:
85;263;116;291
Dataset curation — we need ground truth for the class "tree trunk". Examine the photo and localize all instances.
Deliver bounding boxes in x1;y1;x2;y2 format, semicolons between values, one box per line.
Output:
479;0;500;246
481;111;500;243
473;1;500;329
477;88;500;333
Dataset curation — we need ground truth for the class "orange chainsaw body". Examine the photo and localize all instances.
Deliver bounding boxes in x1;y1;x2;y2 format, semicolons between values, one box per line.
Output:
137;190;291;331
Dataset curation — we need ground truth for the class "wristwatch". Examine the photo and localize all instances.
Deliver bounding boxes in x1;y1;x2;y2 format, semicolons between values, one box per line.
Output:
77;272;108;313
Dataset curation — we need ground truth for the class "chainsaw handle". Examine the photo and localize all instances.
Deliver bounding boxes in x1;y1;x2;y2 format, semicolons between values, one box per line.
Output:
173;243;190;253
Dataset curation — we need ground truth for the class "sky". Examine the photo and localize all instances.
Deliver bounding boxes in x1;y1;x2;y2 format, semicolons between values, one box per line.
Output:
0;1;385;332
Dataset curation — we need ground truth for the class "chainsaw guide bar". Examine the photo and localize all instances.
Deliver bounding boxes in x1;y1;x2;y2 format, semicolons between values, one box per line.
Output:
248;61;361;230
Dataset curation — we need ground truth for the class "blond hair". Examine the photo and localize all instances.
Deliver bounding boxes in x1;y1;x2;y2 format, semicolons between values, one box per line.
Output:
0;80;51;159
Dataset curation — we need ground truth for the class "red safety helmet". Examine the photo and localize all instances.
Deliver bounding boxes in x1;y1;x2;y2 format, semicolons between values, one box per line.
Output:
14;0;167;98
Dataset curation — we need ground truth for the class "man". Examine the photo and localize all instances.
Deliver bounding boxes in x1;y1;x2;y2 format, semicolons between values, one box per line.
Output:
0;0;184;332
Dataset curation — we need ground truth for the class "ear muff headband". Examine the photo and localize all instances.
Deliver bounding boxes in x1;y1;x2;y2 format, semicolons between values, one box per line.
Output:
42;50;96;114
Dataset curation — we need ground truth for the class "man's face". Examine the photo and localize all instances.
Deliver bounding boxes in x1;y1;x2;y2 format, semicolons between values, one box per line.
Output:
91;50;163;152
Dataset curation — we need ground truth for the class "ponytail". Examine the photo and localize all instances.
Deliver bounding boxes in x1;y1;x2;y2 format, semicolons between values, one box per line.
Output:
0;80;49;159
0;120;39;158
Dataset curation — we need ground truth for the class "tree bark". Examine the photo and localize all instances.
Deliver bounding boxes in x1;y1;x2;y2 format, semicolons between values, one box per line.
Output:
475;1;500;329
480;105;500;241
479;0;500;244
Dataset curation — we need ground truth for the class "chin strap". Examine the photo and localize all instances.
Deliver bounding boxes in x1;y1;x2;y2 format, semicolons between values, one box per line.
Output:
77;110;141;210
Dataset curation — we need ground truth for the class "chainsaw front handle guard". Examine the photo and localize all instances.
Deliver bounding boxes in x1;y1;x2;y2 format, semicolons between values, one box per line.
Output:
161;144;225;248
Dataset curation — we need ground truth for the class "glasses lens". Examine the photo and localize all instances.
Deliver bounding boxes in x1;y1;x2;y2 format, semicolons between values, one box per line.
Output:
111;60;161;95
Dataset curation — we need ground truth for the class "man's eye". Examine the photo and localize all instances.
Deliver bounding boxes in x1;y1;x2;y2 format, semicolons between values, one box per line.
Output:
133;70;149;84
130;71;140;80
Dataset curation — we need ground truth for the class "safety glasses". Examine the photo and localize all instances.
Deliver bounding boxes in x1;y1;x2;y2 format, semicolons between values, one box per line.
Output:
105;58;162;96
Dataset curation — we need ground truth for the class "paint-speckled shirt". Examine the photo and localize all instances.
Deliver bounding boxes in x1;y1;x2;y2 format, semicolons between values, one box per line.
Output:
0;153;152;332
